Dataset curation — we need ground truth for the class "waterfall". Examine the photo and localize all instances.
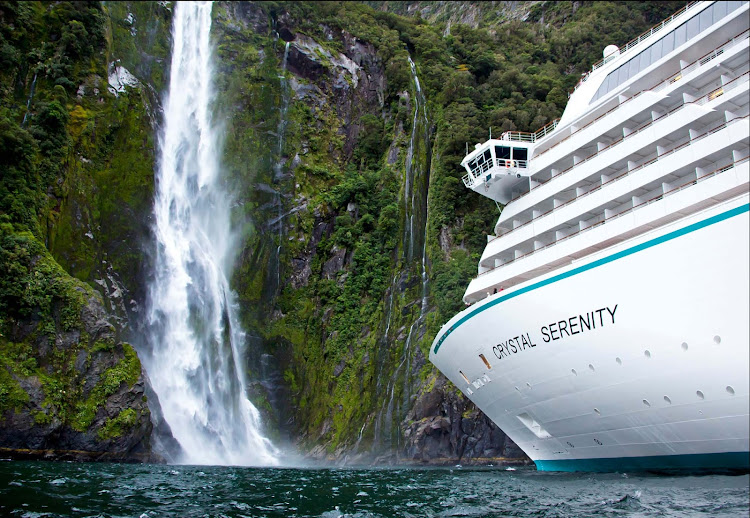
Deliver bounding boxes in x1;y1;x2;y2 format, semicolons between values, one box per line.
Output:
145;1;278;466
374;56;432;454
270;41;291;298
402;56;429;263
21;73;37;127
400;56;431;403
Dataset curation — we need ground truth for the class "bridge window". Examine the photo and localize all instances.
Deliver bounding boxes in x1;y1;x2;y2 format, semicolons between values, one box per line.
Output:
512;147;528;163
495;146;511;160
469;148;493;175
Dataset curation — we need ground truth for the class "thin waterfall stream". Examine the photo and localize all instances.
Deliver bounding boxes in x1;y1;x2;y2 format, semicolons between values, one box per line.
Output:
270;41;291;299
144;1;278;466
374;56;431;454
21;73;37;127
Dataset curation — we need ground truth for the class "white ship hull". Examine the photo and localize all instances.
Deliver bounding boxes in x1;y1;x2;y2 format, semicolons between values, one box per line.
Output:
430;195;750;471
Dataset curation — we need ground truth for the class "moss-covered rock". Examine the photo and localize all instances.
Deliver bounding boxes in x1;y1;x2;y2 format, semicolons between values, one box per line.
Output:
0;226;154;461
0;1;160;463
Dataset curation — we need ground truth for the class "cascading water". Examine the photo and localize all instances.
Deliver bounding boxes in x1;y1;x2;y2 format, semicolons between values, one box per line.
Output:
402;56;429;263
145;1;278;466
21;73;37;127
374;56;432;454
269;41;291;298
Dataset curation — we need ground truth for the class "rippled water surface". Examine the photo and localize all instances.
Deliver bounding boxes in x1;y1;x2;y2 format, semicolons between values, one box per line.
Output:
1;461;748;517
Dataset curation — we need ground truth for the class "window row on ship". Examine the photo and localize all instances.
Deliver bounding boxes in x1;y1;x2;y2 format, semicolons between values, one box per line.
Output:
462;11;749;191
471;43;749;290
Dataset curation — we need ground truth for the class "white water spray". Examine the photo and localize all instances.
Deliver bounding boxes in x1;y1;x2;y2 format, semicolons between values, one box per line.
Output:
145;1;278;466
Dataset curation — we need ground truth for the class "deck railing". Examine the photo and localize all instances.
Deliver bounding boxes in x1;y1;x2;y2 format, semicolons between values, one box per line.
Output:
492;115;748;240
571;1;700;94
462;159;530;188
476;155;748;280
500;119;560;143
504;69;749;204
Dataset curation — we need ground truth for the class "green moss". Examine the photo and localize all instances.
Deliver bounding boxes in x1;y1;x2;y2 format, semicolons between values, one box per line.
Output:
0;227;92;338
32;409;52;425
0;366;29;413
97;407;138;440
91;339;115;353
71;343;141;432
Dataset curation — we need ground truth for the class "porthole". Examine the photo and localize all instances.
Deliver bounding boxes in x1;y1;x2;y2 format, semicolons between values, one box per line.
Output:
664;395;672;404
726;386;735;395
526;382;532;389
643;399;651;407
594;408;601;415
571;369;578;376
713;335;721;345
681;342;688;351
696;390;705;400
515;386;520;392
588;364;595;372
616;357;622;365
644;350;652;359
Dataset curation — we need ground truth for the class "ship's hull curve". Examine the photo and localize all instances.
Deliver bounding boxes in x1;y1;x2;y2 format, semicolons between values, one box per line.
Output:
430;197;750;472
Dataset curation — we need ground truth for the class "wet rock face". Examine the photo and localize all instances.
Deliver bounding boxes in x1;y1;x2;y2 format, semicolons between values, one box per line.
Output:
0;286;158;463
283;30;385;160
401;377;528;465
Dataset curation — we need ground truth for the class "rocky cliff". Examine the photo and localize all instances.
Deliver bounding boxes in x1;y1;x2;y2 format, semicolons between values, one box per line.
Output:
0;0;166;461
1;0;683;464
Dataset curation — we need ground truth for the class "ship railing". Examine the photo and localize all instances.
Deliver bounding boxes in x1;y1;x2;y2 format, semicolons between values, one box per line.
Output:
571;1;700;94
496;158;528;169
462;159;530;188
529;29;749;168
651;29;749;94
491;114;748;241
479;155;748;279
506;70;750;205
462;159;495;187
500;119;560;143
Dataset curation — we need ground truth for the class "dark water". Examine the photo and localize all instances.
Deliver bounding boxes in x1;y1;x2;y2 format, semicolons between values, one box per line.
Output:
1;461;748;518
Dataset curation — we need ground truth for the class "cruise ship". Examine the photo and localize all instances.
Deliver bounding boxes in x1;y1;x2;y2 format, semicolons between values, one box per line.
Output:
429;0;749;472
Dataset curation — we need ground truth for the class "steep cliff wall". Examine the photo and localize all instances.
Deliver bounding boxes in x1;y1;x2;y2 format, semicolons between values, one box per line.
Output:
0;0;168;461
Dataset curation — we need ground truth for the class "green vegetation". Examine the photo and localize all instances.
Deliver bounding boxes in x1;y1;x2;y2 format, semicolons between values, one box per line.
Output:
97;407;138;440
0;1;152;448
71;343;141;432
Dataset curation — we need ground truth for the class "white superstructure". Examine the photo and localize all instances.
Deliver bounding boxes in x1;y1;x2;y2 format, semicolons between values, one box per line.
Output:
430;1;750;471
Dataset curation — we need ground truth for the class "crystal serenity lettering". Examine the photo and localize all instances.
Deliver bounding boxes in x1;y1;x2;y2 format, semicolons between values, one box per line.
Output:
541;304;618;342
492;304;618;360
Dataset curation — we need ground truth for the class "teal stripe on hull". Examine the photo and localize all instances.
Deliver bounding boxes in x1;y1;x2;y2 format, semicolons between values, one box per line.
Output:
433;202;750;354
535;452;750;473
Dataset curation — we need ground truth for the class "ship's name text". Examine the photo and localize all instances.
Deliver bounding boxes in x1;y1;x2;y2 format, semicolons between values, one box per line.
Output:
491;304;618;360
492;333;537;359
541;304;618;342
